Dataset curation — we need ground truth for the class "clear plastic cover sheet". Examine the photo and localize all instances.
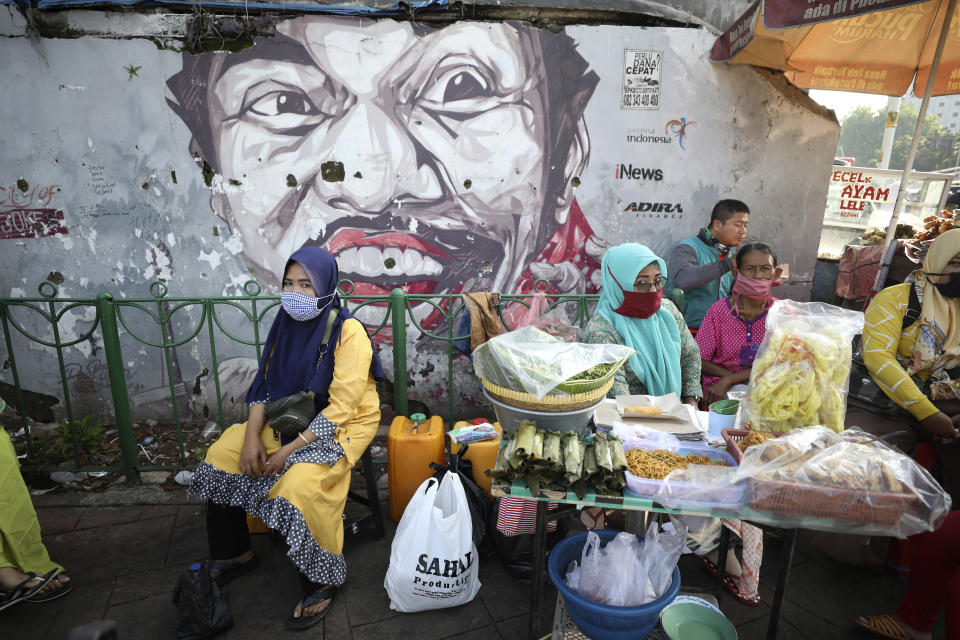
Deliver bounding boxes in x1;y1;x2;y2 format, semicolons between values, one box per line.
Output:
472;326;633;399
655;426;950;537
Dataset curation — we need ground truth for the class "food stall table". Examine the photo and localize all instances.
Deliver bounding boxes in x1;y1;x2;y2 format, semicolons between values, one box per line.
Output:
491;478;903;640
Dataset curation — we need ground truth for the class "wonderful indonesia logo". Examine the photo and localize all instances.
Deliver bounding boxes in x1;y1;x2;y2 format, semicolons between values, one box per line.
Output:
626;117;697;149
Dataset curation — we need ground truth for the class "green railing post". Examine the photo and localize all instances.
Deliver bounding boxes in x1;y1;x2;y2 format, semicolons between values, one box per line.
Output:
389;288;408;418
96;292;139;484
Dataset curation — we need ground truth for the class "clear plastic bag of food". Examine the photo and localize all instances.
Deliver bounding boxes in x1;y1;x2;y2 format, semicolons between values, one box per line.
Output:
741;300;864;433
472;326;633;399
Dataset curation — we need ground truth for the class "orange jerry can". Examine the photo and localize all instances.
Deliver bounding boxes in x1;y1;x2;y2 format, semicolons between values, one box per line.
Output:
388;413;446;522
451;420;503;497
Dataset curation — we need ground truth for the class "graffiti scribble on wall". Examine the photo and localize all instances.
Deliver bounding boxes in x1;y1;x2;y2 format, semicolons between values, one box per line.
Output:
0;183;66;239
0;209;68;239
167;18;608;311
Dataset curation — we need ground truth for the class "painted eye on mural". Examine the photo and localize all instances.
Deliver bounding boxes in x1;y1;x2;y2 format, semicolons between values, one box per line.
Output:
442;71;490;104
247;90;319;117
417;66;496;111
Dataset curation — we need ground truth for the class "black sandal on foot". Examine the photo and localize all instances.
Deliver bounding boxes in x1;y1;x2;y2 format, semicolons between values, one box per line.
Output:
26;575;73;603
286;585;341;631
208;555;259;587
0;569;59;612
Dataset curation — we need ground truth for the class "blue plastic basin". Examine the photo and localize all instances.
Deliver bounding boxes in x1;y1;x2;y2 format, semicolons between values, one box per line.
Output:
548;530;681;640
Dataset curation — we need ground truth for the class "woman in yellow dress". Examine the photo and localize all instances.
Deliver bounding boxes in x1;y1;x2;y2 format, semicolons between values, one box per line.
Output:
189;247;383;629
0;399;73;611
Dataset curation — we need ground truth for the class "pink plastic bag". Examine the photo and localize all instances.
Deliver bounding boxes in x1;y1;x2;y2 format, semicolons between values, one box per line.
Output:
507;292;579;341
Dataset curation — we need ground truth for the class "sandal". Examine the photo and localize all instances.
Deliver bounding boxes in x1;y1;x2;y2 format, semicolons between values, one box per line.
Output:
26;574;73;603
286;584;341;631
719;574;761;607
0;569;59;612
208;555;259;587
853;614;915;640
701;556;740;581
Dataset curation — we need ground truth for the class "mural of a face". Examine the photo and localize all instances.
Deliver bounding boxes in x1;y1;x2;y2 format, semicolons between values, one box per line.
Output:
168;17;599;305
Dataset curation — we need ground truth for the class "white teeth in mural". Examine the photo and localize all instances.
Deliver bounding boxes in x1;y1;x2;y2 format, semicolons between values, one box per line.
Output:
336;246;442;278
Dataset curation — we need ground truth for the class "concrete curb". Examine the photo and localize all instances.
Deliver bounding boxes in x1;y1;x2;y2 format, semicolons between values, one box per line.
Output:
33;484;202;508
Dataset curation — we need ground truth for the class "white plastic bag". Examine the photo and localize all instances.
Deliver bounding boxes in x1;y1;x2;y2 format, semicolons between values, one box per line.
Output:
566;528;682;606
610;422;682;451
384;472;481;612
640;519;686;598
593;532;651;606
574;531;604;602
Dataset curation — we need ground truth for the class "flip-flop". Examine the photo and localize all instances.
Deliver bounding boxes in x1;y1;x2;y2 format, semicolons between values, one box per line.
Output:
208;555;259;587
853;614;913;640
0;569;59;612
286;584;341;631
25;575;73;603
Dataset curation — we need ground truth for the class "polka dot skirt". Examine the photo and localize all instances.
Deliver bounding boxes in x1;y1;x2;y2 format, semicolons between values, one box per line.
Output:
190;458;347;585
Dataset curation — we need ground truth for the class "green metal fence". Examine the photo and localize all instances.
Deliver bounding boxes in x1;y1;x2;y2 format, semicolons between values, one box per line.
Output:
0;279;596;483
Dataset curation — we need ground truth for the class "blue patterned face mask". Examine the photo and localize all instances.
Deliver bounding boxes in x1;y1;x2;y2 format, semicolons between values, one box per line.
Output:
280;291;334;322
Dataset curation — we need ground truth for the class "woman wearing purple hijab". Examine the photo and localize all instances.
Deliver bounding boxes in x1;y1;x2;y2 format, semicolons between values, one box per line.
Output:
189;247;384;629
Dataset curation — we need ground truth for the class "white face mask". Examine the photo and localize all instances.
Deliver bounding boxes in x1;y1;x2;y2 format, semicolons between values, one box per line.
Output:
280;291;334;322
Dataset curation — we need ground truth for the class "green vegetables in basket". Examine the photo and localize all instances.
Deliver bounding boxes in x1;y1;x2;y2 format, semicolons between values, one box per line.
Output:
568;363;615;381
487;421;627;499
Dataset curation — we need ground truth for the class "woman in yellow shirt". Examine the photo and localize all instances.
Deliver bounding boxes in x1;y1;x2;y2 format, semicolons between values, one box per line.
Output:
850;229;960;505
189;247;383;629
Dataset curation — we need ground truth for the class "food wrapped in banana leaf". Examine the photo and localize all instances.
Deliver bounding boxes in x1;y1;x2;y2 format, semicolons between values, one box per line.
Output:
594;432;614;472
486;425;627;498
543;430;563;470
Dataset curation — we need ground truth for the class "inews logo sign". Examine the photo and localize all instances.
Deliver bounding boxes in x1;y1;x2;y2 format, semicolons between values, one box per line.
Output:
614;164;663;181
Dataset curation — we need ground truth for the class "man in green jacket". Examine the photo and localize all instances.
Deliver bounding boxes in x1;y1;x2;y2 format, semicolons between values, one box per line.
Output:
667;199;749;333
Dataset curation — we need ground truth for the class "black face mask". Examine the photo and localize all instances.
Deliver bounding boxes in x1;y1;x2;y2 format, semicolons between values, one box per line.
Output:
928;272;960;298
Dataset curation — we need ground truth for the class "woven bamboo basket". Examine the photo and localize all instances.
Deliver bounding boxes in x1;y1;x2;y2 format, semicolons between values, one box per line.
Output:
481;377;614;412
552;354;632;395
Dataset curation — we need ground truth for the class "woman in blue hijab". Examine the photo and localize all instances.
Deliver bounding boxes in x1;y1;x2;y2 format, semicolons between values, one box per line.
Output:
584;243;702;405
189;247;384;629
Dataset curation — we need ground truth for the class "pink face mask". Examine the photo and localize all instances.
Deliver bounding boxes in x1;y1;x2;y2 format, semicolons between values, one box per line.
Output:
732;274;773;302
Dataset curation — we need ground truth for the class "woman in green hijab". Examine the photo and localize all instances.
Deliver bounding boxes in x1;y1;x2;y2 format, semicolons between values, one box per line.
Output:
584;243;702;405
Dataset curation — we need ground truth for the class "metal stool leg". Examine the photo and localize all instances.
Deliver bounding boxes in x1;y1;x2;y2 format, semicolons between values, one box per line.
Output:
361;447;385;539
346;448;386;538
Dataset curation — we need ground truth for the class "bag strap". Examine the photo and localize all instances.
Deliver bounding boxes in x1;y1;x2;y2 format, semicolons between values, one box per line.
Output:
263;307;339;379
322;308;339;347
901;284;921;330
855;284;923;355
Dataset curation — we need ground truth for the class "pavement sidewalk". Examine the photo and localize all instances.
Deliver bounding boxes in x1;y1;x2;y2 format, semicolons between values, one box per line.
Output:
0;490;946;640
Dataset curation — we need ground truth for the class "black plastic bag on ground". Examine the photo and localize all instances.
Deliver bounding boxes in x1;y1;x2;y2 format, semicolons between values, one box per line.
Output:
488;497;566;583
431;446;491;549
172;562;233;640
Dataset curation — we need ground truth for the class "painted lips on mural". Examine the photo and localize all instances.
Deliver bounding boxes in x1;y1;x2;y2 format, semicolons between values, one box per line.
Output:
167;17;604;310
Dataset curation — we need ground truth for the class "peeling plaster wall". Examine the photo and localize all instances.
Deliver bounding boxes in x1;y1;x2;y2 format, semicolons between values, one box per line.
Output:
0;9;839;422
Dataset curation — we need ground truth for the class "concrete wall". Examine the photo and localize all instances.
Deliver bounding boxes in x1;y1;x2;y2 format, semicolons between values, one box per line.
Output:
0;8;839;423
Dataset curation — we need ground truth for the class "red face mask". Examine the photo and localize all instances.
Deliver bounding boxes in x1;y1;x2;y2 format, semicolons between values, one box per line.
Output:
609;267;663;319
